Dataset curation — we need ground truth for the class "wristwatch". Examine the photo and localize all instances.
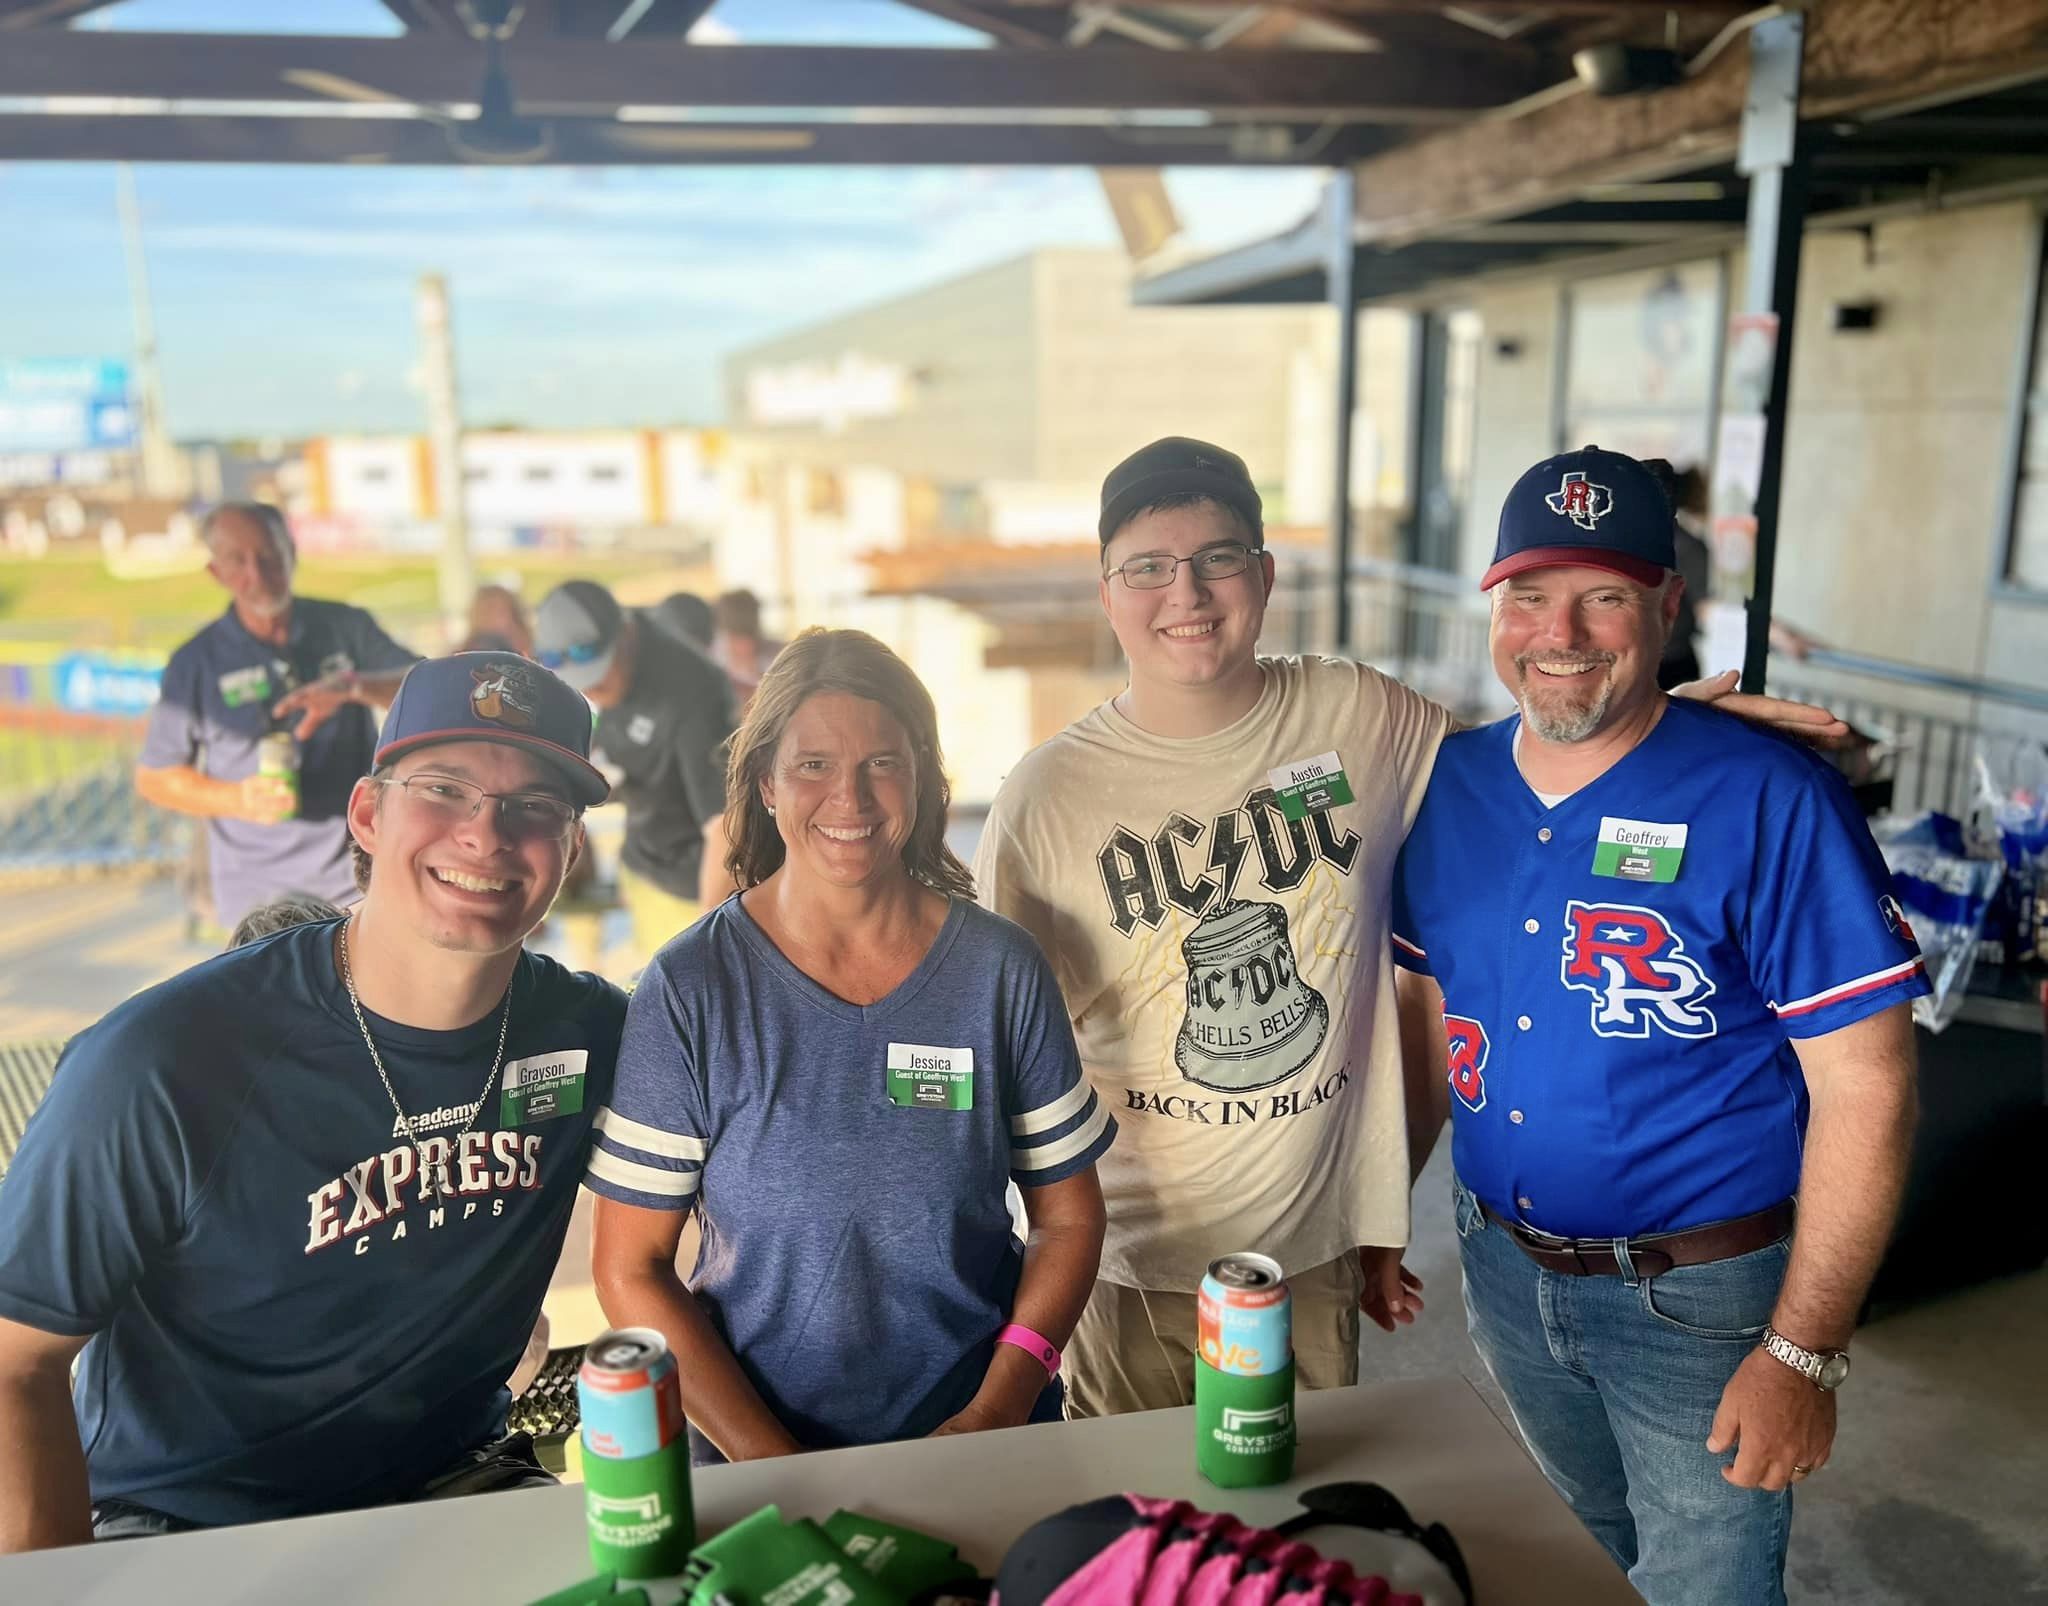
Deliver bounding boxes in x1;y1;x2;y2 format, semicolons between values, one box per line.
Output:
1761;1324;1851;1391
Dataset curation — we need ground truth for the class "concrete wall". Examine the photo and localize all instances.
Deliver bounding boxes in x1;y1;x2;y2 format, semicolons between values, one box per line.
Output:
727;255;1042;487
1446;199;2048;691
1768;202;2039;680
1030;250;1327;495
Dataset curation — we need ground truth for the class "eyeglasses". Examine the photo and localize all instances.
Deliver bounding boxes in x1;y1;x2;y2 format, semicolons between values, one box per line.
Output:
536;641;606;672
376;774;579;842
1105;542;1258;591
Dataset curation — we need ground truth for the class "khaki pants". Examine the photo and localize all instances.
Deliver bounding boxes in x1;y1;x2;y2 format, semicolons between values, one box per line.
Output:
620;868;703;970
1064;1251;1364;1418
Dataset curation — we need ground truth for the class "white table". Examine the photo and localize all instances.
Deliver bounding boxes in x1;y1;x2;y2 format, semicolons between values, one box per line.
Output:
0;1378;1640;1604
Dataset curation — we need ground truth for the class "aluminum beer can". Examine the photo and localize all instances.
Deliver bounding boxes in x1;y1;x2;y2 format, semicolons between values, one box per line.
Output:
578;1326;685;1459
578;1327;693;1578
1195;1252;1296;1488
257;730;300;820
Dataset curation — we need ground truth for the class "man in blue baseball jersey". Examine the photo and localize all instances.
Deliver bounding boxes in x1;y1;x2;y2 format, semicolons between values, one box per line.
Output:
1382;447;1926;1606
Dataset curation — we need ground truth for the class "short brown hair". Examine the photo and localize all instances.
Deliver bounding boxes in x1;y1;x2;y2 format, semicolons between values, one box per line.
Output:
714;588;763;638
724;628;973;899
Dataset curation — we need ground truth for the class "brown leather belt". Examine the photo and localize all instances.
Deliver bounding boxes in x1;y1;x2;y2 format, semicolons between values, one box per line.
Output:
1480;1199;1795;1278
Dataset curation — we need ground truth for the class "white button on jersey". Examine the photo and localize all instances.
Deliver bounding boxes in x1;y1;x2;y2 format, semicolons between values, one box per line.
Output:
1510;1110;1525;1124
1517;1196;1534;1211
1538;828;1552;842
1517;1014;1532;1030
1524;918;1540;934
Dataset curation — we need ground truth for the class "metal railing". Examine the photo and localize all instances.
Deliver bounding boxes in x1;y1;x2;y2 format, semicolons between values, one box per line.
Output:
0;706;184;876
1770;648;2048;820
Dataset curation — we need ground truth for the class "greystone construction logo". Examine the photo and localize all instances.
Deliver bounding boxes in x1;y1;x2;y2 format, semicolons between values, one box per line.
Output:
1098;783;1355;1094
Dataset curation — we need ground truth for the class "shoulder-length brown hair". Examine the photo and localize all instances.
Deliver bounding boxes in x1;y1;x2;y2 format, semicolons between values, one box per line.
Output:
723;627;975;899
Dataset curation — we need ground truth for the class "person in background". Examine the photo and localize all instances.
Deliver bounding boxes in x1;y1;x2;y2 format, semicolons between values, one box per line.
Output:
228;892;345;950
460;585;534;659
711;588;784;711
1650;462;1819;690
586;629;1111;1464
534;580;739;963
654;591;716;651
0;653;621;1549
136;503;418;932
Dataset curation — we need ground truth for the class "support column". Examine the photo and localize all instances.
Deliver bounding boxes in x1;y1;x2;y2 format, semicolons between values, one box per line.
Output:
416;273;473;643
1326;170;1359;654
1733;12;1808;693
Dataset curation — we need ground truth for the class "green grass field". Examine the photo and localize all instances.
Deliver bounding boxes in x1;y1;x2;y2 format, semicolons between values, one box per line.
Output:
0;547;685;655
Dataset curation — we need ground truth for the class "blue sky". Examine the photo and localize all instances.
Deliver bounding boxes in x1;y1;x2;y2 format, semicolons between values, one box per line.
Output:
0;0;1326;440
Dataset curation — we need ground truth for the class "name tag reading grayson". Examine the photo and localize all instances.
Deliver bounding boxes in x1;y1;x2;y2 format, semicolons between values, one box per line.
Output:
498;1049;589;1126
1593;817;1688;883
886;1042;974;1111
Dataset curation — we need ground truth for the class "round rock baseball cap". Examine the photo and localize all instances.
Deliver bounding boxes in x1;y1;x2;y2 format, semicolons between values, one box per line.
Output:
1098;436;1264;546
533;579;624;692
1481;445;1676;591
374;652;609;807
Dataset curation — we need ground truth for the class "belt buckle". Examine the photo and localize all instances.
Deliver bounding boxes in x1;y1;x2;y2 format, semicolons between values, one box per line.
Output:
1508;1220;1603;1275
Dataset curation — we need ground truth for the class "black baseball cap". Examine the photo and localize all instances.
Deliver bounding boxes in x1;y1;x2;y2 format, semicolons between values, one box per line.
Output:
1482;446;1676;591
1098;437;1264;547
374;652;609;807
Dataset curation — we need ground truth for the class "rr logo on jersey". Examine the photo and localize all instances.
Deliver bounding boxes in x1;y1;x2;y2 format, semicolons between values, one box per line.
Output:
1545;470;1614;531
1878;893;1919;948
1561;901;1718;1039
1442;1012;1490;1113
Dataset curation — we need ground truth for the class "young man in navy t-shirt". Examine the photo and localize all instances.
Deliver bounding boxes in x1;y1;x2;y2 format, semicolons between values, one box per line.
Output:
0;653;624;1550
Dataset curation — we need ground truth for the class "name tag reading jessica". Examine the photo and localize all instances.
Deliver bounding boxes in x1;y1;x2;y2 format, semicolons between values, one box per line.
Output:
1267;750;1354;821
886;1042;974;1112
498;1049;589;1127
1593;817;1688;883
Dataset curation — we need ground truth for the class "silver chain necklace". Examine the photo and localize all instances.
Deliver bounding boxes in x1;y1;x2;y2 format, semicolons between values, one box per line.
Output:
338;915;514;1201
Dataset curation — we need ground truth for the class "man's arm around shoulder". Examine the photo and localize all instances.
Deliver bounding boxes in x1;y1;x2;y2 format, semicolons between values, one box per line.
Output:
0;1317;92;1552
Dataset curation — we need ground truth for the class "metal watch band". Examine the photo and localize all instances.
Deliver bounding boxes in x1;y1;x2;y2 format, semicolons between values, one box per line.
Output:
1762;1324;1840;1386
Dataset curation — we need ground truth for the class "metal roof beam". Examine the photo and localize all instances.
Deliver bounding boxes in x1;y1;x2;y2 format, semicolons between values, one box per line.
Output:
0;111;1390;165
0;31;1548;118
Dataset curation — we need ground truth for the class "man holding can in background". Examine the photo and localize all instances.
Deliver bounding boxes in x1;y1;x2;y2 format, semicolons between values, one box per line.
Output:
0;653;625;1550
135;501;417;932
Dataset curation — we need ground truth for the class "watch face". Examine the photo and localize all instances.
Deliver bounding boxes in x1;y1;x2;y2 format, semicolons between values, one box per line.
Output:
1819;1353;1852;1390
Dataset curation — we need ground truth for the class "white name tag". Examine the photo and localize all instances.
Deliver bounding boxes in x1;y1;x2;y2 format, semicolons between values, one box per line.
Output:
504;1049;588;1090
1597;817;1688;852
1269;750;1342;791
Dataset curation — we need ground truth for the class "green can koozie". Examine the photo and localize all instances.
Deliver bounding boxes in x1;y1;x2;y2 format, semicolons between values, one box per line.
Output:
581;1434;695;1580
1195;1356;1296;1488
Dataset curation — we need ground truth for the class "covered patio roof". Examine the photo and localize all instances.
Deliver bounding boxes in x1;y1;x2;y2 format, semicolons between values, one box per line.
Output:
0;0;1764;168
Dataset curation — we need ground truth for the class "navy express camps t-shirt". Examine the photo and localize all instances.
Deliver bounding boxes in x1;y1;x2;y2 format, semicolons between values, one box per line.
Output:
0;920;623;1525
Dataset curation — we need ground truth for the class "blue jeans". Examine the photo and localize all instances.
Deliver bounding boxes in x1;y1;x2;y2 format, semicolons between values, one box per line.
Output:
1453;1176;1794;1606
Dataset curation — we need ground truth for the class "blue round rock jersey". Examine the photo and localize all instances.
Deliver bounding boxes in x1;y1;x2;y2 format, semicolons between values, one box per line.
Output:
1392;699;1929;1241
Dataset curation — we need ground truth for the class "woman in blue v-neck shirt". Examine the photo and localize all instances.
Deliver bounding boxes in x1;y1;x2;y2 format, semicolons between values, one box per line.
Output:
586;629;1114;1462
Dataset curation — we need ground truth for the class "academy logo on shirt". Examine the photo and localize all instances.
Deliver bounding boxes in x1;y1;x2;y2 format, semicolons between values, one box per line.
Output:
1443;1013;1490;1113
1560;900;1718;1039
1545;471;1613;531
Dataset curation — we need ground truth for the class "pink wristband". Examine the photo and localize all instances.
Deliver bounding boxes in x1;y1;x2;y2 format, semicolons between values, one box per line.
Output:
996;1322;1061;1379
